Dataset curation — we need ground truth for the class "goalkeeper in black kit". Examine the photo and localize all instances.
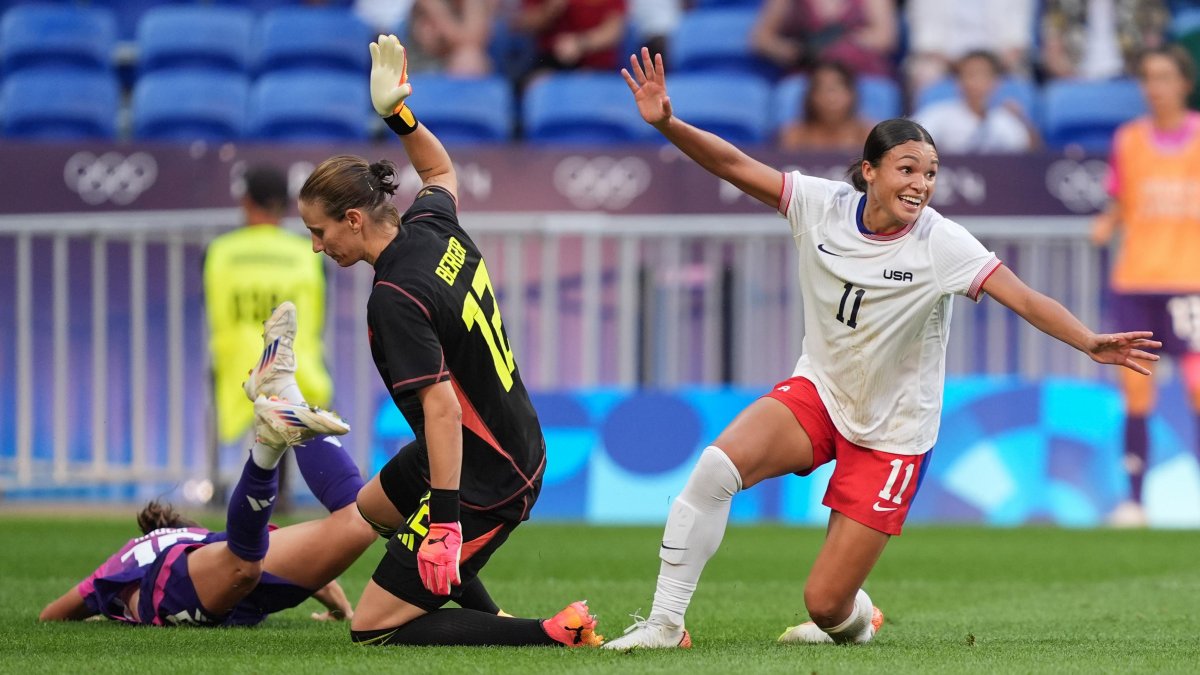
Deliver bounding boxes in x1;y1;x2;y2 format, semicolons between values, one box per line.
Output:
296;35;602;648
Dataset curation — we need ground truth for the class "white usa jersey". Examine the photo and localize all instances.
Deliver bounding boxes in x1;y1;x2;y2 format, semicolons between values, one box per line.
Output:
779;170;1000;455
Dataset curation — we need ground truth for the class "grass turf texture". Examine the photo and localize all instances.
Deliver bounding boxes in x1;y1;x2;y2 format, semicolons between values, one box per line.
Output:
1;514;1198;674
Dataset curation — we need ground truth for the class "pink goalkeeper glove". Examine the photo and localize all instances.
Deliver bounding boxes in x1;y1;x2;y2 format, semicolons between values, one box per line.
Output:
417;522;462;595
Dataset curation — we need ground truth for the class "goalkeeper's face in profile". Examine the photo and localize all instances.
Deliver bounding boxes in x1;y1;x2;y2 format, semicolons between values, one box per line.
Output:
299;198;366;267
299;154;401;267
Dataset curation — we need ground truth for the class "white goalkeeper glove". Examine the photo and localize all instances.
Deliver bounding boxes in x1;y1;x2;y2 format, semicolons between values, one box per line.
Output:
368;34;413;118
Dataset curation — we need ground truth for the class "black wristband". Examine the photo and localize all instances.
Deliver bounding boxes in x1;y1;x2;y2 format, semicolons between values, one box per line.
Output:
428;488;460;524
384;105;419;136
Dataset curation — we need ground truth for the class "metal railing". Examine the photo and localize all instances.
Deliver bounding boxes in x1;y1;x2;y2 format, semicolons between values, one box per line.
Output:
0;209;1102;491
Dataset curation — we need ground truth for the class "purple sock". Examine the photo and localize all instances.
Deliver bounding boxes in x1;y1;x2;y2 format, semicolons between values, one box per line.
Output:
1124;415;1149;504
293;436;364;513
225;458;279;562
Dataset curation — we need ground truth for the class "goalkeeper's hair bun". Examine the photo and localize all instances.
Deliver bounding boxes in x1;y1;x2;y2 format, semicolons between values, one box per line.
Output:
300;154;402;227
368;160;399;197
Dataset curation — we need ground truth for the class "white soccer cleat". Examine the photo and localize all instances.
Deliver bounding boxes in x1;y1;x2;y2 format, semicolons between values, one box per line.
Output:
779;606;884;645
243;301;298;402
253;395;349;450
778;622;834;644
601;615;691;651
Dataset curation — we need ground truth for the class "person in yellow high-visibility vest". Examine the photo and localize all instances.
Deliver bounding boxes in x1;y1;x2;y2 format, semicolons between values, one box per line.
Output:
204;164;333;504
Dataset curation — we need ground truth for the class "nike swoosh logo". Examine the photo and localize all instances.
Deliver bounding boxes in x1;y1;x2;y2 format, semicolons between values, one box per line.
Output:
872;502;898;512
817;243;842;257
660;544;688;551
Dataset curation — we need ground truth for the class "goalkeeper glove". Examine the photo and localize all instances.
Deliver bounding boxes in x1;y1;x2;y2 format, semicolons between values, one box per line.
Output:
417;522;462;596
369;34;419;134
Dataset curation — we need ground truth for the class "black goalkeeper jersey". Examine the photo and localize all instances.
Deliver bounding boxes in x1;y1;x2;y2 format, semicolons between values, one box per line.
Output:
368;185;545;518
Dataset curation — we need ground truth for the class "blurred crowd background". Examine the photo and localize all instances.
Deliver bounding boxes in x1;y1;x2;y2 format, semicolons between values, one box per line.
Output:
0;0;1195;152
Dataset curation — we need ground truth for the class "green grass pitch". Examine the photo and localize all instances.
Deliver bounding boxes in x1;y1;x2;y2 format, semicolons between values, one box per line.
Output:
1;513;1198;674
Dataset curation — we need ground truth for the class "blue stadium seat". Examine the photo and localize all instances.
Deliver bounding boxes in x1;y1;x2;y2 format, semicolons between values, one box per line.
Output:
671;8;776;77
1041;78;1146;152
914;77;1038;119
137;6;255;74
0;5;116;73
858;76;902;122
407;75;512;143
256;7;371;75
1;68;119;139
772;74;901;133
133;69;249;141
1172;6;1200;36
667;73;771;144
248;71;372;141
88;0;186;41
523;73;652;144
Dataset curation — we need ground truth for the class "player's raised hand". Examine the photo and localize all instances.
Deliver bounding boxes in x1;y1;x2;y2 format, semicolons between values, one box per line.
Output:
622;47;673;127
369;34;412;117
1085;331;1161;375
417;522;463;595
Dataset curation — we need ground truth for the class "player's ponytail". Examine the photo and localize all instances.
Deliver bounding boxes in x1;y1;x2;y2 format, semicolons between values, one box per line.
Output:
136;499;198;534
846;119;937;193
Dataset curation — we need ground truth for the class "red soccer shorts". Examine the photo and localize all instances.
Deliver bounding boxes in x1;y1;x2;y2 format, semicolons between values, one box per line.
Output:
764;376;932;535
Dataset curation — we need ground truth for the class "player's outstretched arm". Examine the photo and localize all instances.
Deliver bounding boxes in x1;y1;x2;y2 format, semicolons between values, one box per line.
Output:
370;34;458;201
621;47;781;209
39;588;94;622
982;264;1161;374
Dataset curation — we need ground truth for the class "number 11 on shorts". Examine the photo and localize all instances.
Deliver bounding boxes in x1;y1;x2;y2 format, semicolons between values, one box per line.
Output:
878;458;914;505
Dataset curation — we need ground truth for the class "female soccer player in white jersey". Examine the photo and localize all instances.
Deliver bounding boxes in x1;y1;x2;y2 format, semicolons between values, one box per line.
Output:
604;48;1162;650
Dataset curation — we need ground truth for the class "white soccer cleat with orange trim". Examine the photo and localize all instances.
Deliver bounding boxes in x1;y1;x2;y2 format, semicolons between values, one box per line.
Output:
778;605;885;644
601;614;691;651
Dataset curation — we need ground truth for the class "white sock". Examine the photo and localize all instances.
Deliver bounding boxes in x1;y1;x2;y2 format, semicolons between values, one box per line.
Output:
649;446;742;628
823;588;876;644
280;383;306;405
250;441;286;470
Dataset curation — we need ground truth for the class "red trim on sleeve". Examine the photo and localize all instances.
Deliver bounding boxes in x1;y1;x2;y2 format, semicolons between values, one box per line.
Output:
392;371;450;389
375;281;432;321
968;258;1003;301
777;171;793;216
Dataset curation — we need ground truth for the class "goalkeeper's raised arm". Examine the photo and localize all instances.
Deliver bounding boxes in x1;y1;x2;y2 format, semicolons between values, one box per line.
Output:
370;34;458;201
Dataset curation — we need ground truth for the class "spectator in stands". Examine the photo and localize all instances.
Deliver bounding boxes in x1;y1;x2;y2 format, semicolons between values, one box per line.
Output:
751;0;897;77
204;164;332;511
1039;0;1169;80
355;0;413;33
903;0;1035;95
1092;45;1200;526
404;0;494;76
778;61;872;151
629;0;681;63
912;51;1036;154
515;0;627;74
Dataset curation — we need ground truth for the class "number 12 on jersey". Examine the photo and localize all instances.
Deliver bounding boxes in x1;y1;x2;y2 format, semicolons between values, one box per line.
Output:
461;260;516;391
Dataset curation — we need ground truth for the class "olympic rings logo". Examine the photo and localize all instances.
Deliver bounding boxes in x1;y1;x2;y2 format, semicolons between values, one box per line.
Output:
553;155;650;210
63;151;159;206
1044;158;1108;214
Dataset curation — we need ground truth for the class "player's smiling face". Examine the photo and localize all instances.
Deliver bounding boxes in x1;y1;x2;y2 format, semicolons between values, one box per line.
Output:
299;199;365;267
861;140;938;233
